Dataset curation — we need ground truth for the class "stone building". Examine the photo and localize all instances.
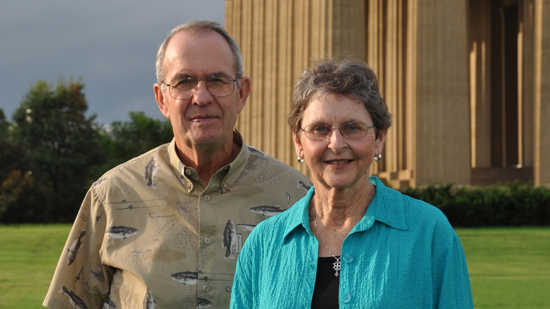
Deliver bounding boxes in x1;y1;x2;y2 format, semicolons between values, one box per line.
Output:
224;0;549;188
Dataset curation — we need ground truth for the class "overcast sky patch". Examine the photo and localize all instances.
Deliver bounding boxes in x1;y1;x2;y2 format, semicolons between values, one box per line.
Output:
1;1;225;125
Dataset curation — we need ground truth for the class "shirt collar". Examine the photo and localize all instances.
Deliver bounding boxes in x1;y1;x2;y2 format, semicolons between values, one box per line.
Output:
282;185;316;241
167;128;250;193
282;177;408;242
353;177;408;232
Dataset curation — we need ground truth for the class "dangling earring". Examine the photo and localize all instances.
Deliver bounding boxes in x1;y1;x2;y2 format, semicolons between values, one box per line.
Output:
297;156;304;164
374;153;382;162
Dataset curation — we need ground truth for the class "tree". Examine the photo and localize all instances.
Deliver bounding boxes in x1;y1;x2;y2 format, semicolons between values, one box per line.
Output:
0;109;10;139
11;78;101;222
0;139;51;223
93;111;172;178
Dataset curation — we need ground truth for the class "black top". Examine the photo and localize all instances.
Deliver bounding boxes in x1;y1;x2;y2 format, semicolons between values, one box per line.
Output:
311;256;340;309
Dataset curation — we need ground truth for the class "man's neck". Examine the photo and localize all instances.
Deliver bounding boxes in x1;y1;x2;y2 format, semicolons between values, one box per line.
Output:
175;138;240;185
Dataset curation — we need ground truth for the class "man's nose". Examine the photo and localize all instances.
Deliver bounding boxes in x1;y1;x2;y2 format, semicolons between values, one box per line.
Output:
191;80;213;105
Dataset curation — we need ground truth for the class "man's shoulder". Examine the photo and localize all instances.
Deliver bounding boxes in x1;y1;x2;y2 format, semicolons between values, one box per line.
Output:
245;145;307;177
105;143;169;173
92;143;171;191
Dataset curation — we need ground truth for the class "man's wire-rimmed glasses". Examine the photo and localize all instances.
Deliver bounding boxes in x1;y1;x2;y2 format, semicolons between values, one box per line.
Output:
164;73;239;100
300;122;374;140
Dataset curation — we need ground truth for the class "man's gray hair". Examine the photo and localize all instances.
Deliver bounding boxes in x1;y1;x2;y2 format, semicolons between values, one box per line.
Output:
155;20;244;87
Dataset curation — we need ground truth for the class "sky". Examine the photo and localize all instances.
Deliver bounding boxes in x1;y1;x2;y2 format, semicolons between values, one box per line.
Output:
0;1;225;125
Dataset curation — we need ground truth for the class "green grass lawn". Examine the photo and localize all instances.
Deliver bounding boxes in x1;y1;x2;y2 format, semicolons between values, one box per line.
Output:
456;227;550;309
0;225;549;308
0;224;71;309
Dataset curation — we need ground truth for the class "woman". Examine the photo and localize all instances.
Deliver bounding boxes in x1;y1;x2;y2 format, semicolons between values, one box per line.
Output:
230;59;473;308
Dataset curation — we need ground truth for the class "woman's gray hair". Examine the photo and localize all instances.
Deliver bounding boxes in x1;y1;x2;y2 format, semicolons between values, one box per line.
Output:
155;20;243;87
288;58;392;138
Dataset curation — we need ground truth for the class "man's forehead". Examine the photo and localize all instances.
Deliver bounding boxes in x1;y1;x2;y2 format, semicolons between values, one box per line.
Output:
164;31;235;73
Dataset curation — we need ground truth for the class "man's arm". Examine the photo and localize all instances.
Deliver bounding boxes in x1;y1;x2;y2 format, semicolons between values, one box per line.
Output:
43;188;113;309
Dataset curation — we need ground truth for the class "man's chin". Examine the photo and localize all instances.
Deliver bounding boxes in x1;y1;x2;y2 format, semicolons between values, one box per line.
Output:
188;130;230;147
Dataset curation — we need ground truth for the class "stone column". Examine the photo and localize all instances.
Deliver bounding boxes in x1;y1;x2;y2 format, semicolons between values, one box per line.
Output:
412;0;471;185
534;0;550;186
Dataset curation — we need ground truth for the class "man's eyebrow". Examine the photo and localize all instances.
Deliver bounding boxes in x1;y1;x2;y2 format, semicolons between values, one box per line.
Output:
207;72;230;77
171;72;230;80
172;72;193;79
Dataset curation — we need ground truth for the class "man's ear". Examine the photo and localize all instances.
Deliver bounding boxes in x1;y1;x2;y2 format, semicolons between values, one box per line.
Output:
154;83;170;119
236;76;251;114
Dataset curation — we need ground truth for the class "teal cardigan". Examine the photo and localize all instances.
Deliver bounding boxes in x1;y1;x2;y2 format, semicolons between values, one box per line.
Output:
230;177;473;308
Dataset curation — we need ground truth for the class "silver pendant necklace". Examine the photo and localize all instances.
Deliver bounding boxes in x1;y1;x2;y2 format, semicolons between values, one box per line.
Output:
313;182;374;278
314;218;341;277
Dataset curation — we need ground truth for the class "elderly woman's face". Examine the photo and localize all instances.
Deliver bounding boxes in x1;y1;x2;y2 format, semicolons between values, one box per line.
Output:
293;93;386;190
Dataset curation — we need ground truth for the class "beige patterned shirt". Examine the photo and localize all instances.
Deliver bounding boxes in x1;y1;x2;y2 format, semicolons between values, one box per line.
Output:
44;130;311;309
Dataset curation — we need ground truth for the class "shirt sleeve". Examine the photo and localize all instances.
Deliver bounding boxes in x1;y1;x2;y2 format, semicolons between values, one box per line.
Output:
43;187;115;309
433;235;474;309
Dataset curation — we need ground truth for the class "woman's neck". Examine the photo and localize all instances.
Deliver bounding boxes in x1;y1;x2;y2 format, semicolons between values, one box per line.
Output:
312;181;374;225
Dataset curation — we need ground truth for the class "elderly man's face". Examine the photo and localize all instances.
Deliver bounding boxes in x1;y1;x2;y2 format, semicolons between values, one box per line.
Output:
155;31;249;151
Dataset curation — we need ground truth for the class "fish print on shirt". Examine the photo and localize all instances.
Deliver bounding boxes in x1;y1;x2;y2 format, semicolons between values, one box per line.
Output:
197;297;213;308
102;296;116;309
249;205;285;217
67;228;86;265
222;220;236;259
59;285;89;309
297;180;312;193
90;269;105;282
236;224;256;232
105;226;138;240
143;288;156;309
143;157;159;188
170;271;198;285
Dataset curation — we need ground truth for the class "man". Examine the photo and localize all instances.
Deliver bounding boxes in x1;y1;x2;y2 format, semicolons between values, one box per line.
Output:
44;20;311;309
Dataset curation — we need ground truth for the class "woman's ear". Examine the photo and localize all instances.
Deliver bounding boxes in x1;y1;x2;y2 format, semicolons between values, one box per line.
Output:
293;131;304;158
374;128;388;155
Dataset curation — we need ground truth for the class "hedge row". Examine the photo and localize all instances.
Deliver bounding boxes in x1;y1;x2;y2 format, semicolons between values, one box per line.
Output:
400;181;550;227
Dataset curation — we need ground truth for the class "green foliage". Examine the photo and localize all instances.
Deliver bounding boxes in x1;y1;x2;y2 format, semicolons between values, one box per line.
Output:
402;181;550;227
0;170;50;224
1;77;172;224
0;108;11;139
92;111;172;178
0;139;50;223
9;78;102;222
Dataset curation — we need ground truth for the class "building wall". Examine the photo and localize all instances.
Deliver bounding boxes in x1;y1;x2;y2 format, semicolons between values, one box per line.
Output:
225;0;367;178
225;0;549;187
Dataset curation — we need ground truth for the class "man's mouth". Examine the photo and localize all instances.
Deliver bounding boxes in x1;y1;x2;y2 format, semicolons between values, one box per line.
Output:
190;115;216;121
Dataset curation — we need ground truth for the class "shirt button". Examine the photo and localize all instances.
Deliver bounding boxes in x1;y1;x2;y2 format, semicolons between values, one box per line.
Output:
186;183;191;188
342;294;352;303
185;169;191;175
204;195;210;201
343;254;354;263
203;285;210;292
204;238;211;244
223;183;229;189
